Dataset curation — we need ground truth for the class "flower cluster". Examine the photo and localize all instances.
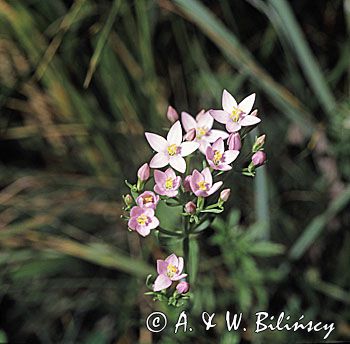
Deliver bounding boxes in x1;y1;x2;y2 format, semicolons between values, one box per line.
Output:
122;89;267;306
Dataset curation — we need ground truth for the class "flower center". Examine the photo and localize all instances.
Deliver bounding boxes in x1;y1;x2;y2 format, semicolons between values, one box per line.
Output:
196;127;208;139
144;195;153;204
213;150;223;165
167;144;178;156
137;214;148;225
167;264;178;277
197;180;209;191
165;178;173;189
230;107;244;122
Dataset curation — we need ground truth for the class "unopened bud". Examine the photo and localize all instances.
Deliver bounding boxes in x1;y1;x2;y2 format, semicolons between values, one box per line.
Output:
176;281;190;294
137;163;150;182
167;105;179;123
183;176;191;192
184;128;196;141
123;194;133;206
220;189;231;202
227;133;241;151
252;134;266;152
252;151;266;167
185;201;196;214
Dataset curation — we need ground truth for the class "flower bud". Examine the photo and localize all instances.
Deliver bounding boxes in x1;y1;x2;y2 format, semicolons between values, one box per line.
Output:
227;133;241;151
167;105;179;123
256;134;266;147
220;189;231;202
183;128;196;141
183;176;191;192
185;201;196;214
252;151;266;167
176;281;190;294
123;194;133;206
137;163;150;182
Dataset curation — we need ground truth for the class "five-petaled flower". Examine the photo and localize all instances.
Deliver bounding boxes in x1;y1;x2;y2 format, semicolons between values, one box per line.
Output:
206;138;239;171
153;253;187;291
128;206;159;237
210;89;260;132
181;110;228;154
145;121;199;173
136;191;159;209
189;167;223;197
154;168;181;197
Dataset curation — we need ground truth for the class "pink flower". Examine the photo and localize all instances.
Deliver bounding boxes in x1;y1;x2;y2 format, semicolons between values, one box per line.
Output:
136;191;159;209
137;163;150;181
220;188;231;202
189;167;223;197
206;138;239;171
210;89;261;132
167;105;179;123
181;110;229;154
227;133;242;151
176;281;190;294
153;254;187;292
145;121;199;173
128;206;159;237
183;175;191;192
154;168;181;197
252;151;266;166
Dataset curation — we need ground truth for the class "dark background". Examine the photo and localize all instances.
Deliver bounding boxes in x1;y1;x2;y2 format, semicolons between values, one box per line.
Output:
0;0;349;343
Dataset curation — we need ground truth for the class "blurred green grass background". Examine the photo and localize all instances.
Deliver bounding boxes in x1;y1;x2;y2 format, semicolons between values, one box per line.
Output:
0;0;349;343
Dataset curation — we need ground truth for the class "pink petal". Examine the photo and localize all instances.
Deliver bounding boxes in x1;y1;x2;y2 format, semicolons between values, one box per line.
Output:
154;169;166;185
198;140;210;155
238;93;255;114
181;112;197;132
173;176;182;189
222;89;237;113
165;253;178;266
165;167;176;179
147;216;159;230
206;146;214;161
240;115;261;126
150;152;169;168
216;163;232;171
172;273;188;281
223;150;240;164
136;225;151;237
210;110;229;124
212;138;224;152
202;167;212;186
167;120;182;145
226;121;241;133
207;129;229;142
169;156;186;173
130;206;143;217
165;189;178;197
195;109;206;119
207;181;223;196
153;275;172;291
128;217;138;230
145;132;168;152
177;257;184;274
180;141;199;157
154;185;166;195
157;260;168;275
190;169;203;188
143;208;155;217
197;111;213;129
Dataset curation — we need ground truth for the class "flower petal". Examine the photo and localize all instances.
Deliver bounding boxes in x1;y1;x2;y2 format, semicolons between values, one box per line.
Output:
130;206;143;217
128;217;138;230
154;169;166;185
207;129;229;142
145;132;168;152
167;120;182;145
154;184;166;195
177;257;184;274
212;138;224;152
197;111;213;129
150;152;169;168
157;260;168;275
165;253;178;266
180;141;199;157
207;181;223;196
226;121;241;133
223;150;240;164
202;167;212;186
240;115;261;126
153;275;172;291
147;216;160;230
222;89;237;112
172;273;188;281
238;93;255;114
136;225;151;237
169;156;186;173
181;112;197;132
210;110;229;124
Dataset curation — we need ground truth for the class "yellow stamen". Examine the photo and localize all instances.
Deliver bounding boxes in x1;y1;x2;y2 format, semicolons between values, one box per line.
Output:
196;127;207;139
167;144;178;156
137;214;148;225
165;178;173;189
197;180;209;191
167;264;178;277
230;107;242;122
213;150;223;165
144;196;153;203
